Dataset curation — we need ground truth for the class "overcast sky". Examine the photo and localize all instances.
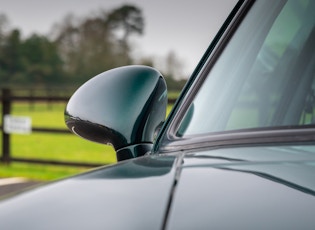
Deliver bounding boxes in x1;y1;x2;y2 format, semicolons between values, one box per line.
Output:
0;0;237;77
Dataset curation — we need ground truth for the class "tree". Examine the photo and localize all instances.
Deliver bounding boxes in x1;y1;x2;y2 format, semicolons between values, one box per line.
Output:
165;51;185;80
106;5;144;44
20;34;63;85
53;14;115;81
0;29;23;83
107;5;144;65
0;13;9;43
161;51;187;92
53;4;144;83
0;12;65;86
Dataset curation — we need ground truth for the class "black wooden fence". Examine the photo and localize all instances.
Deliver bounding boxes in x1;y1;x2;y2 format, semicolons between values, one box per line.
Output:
0;88;177;168
0;88;103;167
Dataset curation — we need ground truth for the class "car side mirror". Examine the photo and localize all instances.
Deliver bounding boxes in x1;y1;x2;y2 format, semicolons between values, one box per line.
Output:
65;65;167;161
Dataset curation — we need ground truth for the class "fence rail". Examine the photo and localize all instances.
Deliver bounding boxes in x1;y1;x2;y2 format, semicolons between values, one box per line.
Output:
1;88;177;167
0;88;103;168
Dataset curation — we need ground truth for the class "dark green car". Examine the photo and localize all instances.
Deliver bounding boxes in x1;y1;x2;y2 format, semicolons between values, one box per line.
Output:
1;0;315;229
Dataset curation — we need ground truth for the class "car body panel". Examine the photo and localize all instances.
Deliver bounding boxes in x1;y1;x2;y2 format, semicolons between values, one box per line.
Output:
0;155;177;229
166;145;315;229
1;146;315;229
1;0;315;229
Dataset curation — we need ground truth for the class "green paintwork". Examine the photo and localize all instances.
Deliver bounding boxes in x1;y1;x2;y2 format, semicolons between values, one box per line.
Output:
1;1;315;229
65;65;167;160
0;155;177;230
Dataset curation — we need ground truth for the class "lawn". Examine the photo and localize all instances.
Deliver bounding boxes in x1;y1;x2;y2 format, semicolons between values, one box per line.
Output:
0;102;116;180
0;101;174;181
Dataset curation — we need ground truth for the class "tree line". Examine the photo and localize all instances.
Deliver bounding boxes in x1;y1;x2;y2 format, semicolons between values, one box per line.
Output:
0;5;186;91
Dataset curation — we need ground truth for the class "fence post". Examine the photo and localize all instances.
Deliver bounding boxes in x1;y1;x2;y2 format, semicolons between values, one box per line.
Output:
1;88;11;164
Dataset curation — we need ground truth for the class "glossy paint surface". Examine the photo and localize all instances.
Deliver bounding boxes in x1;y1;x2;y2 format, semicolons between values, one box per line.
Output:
1;145;314;229
65;65;167;156
0;155;177;230
1;1;314;229
166;145;315;229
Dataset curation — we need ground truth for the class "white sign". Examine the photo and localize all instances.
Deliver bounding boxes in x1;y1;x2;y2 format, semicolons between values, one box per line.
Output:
4;115;32;134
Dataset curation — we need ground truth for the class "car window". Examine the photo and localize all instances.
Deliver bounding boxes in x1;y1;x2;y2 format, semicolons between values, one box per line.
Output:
177;0;315;137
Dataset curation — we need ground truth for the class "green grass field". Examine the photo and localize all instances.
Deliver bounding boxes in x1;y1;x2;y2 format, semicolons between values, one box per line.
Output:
0;102;117;180
0;102;174;181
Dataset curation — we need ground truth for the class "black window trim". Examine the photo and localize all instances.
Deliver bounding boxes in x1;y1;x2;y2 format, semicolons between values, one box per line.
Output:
159;125;315;153
154;0;254;153
155;0;315;153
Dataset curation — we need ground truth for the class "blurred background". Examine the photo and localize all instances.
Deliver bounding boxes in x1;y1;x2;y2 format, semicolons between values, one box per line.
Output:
0;0;236;182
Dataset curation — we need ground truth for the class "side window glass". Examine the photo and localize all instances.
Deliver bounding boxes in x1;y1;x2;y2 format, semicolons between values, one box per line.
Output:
177;0;315;137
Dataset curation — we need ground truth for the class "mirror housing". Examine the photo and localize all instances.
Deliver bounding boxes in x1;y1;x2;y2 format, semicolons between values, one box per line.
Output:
65;65;167;161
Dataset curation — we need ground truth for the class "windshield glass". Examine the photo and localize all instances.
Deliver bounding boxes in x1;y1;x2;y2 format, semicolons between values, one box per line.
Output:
177;0;315;136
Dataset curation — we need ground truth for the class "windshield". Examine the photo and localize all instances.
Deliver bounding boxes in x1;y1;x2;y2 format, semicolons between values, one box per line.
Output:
177;0;315;136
